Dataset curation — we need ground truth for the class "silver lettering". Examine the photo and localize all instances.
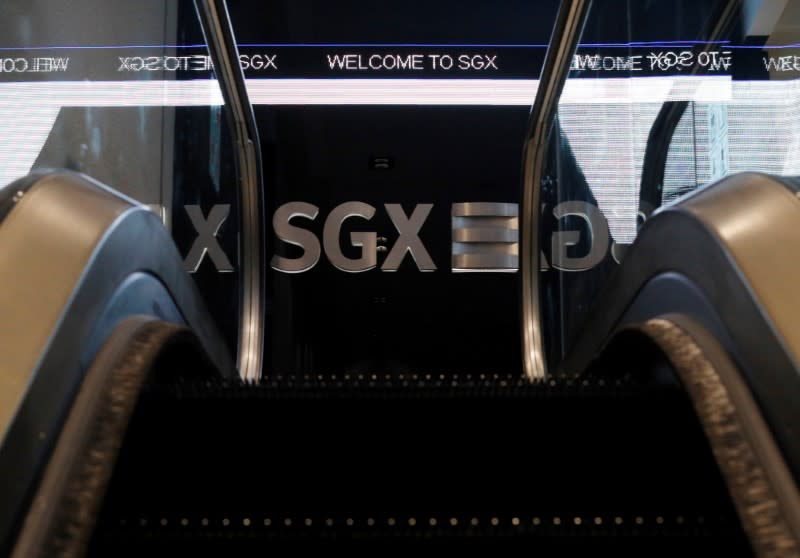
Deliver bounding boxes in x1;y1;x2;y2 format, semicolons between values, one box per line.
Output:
323;202;377;272
551;201;609;272
381;204;436;271
271;202;321;273
183;205;234;273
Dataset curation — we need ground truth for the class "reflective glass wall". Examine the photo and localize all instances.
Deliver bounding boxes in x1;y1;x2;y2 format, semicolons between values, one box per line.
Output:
0;0;566;377
7;1;794;378
0;0;241;355
227;0;560;375
541;0;800;368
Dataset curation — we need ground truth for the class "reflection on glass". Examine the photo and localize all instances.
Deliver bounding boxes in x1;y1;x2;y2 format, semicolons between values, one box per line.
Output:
542;0;800;368
0;0;240;355
1;0;570;378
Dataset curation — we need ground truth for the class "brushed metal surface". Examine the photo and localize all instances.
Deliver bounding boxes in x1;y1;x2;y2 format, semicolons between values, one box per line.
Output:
521;0;593;380
453;227;519;243
451;202;519;217
451;202;520;272
452;253;519;272
195;0;265;381
0;172;233;443
556;172;800;480
0;171;232;552
677;172;800;370
0;174;129;432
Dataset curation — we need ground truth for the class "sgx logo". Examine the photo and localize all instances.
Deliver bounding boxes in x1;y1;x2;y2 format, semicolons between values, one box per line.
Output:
183;200;616;274
269;201;519;273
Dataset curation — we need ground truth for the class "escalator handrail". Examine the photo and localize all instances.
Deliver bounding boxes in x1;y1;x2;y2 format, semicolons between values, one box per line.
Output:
564;171;800;477
0;170;233;553
9;317;212;558
633;317;800;556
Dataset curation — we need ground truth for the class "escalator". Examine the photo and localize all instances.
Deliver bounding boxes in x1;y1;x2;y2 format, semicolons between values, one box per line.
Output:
4;170;796;556
3;0;800;556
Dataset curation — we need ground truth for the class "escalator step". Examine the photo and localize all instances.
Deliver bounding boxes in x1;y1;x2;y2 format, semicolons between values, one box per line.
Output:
87;376;753;554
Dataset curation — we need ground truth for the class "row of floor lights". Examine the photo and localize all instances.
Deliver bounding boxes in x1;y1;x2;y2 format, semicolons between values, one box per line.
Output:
135;515;697;527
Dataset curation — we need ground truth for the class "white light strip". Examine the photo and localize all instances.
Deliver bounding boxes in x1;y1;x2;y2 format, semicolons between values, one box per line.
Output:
247;77;732;105
0;76;733;108
0;104;60;189
0;80;224;107
561;76;732;105
247;78;539;105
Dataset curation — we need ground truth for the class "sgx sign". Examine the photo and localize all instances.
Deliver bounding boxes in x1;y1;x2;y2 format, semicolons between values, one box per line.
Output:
183;200;618;274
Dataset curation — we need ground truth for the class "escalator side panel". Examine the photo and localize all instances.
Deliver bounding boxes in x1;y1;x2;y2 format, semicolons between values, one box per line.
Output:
0;171;232;555
620;272;739;365
677;173;800;371
10;317;219;558
562;172;800;481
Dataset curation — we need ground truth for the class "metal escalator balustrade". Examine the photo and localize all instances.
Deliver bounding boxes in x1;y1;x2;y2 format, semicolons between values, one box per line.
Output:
0;171;232;556
558;172;800;477
10;317;220;558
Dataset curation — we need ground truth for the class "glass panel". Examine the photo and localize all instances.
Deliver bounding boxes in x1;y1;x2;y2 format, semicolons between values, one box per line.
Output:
0;0;240;354
227;0;561;376
542;0;800;368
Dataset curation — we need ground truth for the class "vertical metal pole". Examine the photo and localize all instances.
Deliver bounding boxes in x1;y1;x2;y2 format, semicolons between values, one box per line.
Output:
194;0;265;381
521;0;592;380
